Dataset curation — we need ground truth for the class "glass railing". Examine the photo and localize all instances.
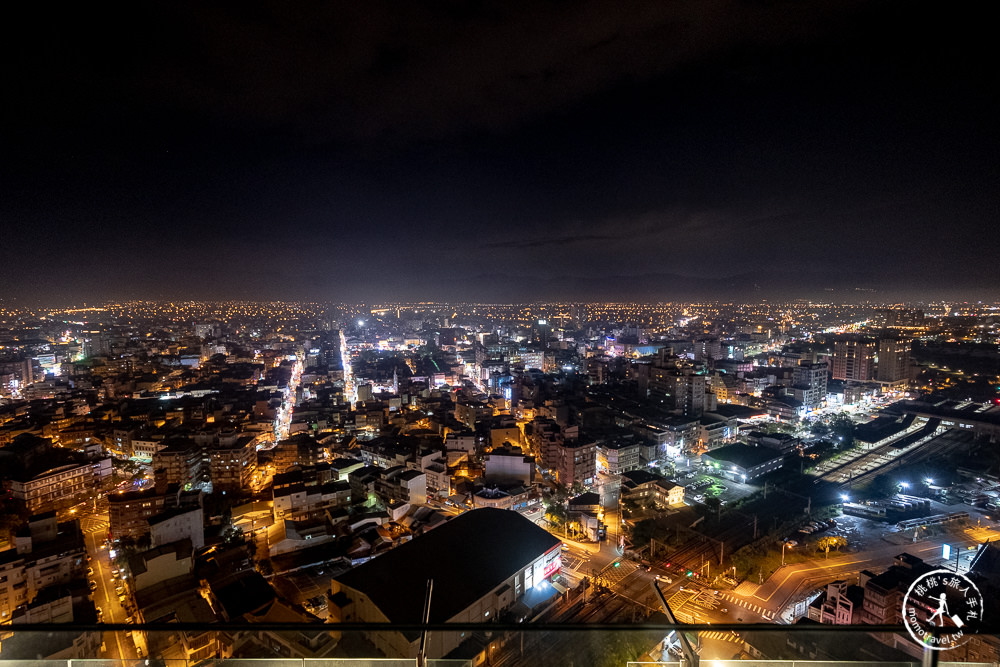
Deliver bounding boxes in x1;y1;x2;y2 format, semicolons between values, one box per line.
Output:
0;624;996;667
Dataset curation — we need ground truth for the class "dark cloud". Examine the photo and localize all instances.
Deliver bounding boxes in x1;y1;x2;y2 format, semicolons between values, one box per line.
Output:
6;0;863;148
2;1;999;304
486;234;618;250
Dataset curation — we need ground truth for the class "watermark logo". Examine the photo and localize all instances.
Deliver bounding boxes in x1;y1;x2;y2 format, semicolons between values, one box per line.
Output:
902;569;983;651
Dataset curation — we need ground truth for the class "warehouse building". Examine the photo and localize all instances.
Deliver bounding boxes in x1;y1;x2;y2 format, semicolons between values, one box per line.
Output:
329;507;562;659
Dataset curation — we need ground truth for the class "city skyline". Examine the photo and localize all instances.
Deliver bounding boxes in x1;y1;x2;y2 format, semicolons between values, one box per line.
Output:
4;3;1000;664
1;293;999;663
4;2;999;303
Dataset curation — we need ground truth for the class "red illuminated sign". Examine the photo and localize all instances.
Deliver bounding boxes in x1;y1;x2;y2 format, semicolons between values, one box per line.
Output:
543;555;561;578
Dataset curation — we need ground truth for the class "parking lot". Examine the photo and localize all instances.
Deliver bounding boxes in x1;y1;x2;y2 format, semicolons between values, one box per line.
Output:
680;470;759;507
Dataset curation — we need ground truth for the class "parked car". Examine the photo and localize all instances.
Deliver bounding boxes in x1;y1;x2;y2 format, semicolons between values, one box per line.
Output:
87;567;94;576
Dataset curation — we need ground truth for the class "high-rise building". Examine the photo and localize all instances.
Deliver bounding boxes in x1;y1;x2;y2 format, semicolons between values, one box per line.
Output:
881;308;924;330
649;368;708;417
877;336;911;383
831;336;875;382
791;361;828;409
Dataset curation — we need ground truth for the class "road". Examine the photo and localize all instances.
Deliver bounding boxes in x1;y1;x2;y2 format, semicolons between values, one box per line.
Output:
732;522;1000;623
274;357;303;441
340;329;355;406
80;504;138;661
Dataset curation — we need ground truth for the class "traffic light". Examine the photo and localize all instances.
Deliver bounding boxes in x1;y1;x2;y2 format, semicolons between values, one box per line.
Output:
613;561;620;567
686;571;692;577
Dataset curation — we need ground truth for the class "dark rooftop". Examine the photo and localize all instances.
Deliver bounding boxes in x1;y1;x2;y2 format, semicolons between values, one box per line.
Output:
702;443;784;469
333;508;560;630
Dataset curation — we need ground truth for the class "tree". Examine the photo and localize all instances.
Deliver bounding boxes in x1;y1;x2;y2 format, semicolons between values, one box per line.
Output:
816;535;848;553
703;497;722;521
829;414;855;448
810;421;831;437
869;473;899;498
543;493;568;527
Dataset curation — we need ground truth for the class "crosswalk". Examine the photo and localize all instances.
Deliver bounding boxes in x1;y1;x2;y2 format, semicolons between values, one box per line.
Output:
81;517;108;535
719;592;774;620
597;560;638;587
699;630;744;644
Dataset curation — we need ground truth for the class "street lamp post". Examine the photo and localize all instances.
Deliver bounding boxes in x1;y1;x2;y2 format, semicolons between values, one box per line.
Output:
782;540;792;567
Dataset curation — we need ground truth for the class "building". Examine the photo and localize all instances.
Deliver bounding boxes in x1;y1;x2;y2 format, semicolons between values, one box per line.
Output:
877;335;911;383
649;369;708;417
1;587;101;660
0;515;86;621
859;553;932;624
746;431;801;454
0;434;112;513
153;439;205;490
272;434;327;475
525;418;563;472
790;361;828;410
149;506;205;551
4;458;112;513
555;438;596;487
454;399;492;429
697;414;736;450
882;308;925;330
700;443;784;481
483;446;535;486
472;484;534;512
330;508;562;660
808;580;865;624
272;478;352;520
107;483;202;541
594;434;642;476
620;470;685;508
831;336;876;382
131;436;167;462
209;436;257;493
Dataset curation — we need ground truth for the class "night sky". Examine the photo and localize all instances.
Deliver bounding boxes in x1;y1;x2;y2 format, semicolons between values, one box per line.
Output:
3;1;998;304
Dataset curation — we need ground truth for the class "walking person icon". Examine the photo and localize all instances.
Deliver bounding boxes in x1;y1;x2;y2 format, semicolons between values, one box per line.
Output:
927;593;949;626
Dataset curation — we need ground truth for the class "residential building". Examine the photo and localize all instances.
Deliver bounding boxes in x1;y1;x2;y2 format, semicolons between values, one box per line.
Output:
209;435;257;493
620;469;685;508
153;439;206;490
483;446;535;486
831;336;876;382
107;483;202;541
555;438;597;487
859;553;931;625
0;514;86;620
791;361;828;410
877;335;911;383
272;434;327;475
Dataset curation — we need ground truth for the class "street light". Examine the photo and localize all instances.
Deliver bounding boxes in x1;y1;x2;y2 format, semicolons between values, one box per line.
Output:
900;481;910;489
925;478;934;485
840;494;849;502
782;541;792;567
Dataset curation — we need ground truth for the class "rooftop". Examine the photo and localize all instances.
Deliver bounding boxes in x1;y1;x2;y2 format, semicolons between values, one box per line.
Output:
702;443;784;469
333;508;560;629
